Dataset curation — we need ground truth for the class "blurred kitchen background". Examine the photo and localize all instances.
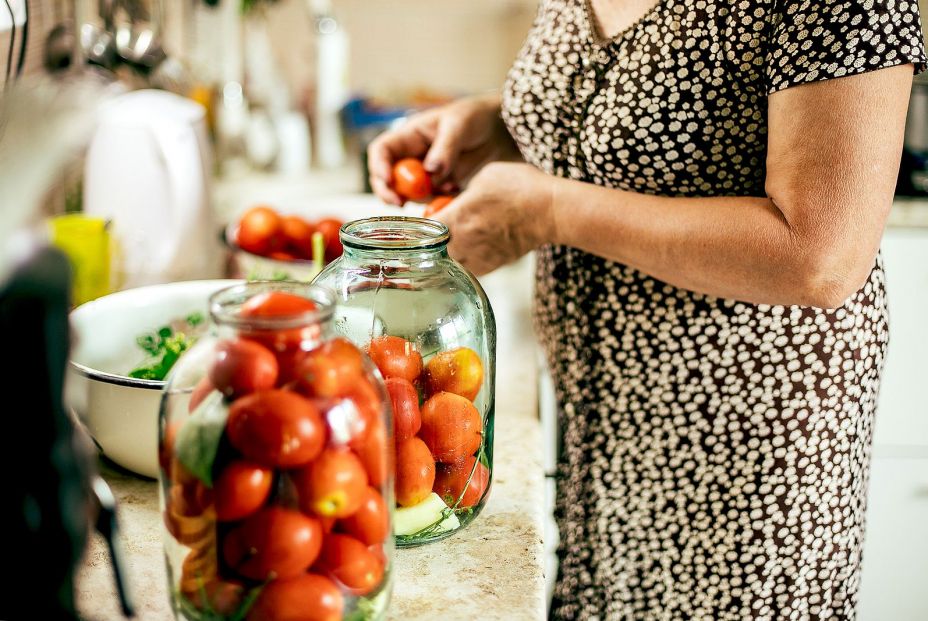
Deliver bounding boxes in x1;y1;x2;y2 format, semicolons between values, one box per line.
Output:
1;1;927;620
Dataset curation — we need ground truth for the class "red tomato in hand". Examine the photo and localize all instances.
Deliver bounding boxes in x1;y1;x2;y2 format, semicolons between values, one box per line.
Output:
222;506;323;581
419;392;482;463
385;377;421;442
247;573;343;621
423;195;454;218
296;338;364;398
315;218;344;262
209;338;279;398
424;347;484;401
366;336;422;383
294;448;369;518
395;437;435;507
227;390;325;468
237;206;282;255
392;158;432;202
315;534;384;595
433;456;490;509
351;416;391;487
280;215;315;259
214;460;273;521
338;486;389;545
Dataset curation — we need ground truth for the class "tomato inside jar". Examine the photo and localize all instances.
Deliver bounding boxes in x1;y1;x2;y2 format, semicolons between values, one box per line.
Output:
315;217;496;547
158;283;393;621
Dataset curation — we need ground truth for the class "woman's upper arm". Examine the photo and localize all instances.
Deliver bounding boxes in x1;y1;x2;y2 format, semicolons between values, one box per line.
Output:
764;65;913;299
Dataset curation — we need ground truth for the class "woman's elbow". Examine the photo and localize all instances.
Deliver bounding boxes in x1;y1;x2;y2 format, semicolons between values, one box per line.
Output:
791;249;874;309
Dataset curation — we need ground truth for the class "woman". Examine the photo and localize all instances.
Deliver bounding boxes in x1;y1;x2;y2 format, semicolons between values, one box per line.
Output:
369;1;926;619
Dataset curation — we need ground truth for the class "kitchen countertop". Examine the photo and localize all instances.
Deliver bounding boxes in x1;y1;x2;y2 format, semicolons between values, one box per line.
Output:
74;258;545;621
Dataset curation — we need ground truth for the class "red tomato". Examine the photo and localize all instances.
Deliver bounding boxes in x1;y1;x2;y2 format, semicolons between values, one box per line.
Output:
227;390;325;468
296;338;364;398
237;206;282;255
365;336;422;383
315;534;384;595
280;215;315;259
392;158;432;202
214;460;273;521
423;195;454;218
395;437;435;507
241;291;318;318
240;291;321;354
222;507;323;581
385;377;421;442
315;218;344;262
338;486;389;545
188;375;215;413
268;250;298;261
433;456;490;509
294;448;369;518
343;379;383;446
351;416;391;487
419;392;483;463
424;347;484;401
209;339;279;398
247;574;343;621
368;544;387;569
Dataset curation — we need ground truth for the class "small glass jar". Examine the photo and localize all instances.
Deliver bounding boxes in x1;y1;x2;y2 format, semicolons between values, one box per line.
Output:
159;282;393;621
314;217;495;547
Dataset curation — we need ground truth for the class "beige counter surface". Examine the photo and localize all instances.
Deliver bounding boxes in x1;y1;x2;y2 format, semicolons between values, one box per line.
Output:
75;259;545;621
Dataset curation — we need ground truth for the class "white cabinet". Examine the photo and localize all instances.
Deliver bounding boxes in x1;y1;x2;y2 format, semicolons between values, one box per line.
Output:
873;227;928;447
858;223;928;620
858;451;928;621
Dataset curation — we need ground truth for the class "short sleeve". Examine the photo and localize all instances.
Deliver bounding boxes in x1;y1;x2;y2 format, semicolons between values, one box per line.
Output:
766;0;928;94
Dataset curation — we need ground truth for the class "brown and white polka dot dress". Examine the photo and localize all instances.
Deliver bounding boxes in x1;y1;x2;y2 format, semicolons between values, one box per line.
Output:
501;0;926;619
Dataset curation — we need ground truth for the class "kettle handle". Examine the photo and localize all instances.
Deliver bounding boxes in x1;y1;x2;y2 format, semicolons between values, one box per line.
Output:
147;118;208;276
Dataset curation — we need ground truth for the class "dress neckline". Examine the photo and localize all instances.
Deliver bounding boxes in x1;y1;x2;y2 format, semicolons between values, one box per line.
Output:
581;0;669;46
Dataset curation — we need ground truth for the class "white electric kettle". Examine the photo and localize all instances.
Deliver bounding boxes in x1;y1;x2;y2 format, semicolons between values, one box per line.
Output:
83;89;222;289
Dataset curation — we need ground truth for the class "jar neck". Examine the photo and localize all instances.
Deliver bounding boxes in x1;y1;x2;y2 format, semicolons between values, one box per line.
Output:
341;244;449;262
338;216;451;261
209;282;335;346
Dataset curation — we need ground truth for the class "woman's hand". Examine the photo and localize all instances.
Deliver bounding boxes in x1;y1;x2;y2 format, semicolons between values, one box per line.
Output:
434;162;557;276
367;94;518;205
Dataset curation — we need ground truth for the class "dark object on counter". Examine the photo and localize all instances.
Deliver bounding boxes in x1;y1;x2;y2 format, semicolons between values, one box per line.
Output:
0;247;134;619
897;75;928;196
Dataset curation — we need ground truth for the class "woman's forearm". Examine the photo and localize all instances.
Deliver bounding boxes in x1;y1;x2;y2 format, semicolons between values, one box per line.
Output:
549;180;877;308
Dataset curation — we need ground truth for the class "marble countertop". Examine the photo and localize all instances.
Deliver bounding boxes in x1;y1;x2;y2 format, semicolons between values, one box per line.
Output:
74;258;545;621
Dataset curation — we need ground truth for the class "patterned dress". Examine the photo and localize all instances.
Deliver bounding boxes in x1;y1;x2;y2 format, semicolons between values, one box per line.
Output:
500;1;926;619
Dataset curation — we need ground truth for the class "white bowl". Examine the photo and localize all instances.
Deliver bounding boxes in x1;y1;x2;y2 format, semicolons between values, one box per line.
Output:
67;279;241;478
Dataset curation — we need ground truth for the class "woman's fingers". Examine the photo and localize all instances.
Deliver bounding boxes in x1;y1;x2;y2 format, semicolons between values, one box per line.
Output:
371;175;404;206
367;121;433;204
423;115;467;182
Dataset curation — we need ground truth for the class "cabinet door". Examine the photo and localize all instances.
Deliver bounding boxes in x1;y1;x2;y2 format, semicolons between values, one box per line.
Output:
858;453;928;621
876;228;928;447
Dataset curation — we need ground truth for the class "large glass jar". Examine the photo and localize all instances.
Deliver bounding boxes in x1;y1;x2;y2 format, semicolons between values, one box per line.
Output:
159;282;393;621
314;217;495;547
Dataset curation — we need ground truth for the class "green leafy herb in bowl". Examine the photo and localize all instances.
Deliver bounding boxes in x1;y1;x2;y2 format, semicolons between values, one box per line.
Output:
128;312;206;381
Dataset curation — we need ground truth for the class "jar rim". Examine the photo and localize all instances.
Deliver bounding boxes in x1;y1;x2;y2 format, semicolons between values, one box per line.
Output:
209;281;335;329
340;217;450;250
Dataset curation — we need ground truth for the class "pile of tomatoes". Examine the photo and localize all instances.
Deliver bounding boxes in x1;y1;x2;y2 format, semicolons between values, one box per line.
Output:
365;335;490;517
162;291;390;621
235;206;345;264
